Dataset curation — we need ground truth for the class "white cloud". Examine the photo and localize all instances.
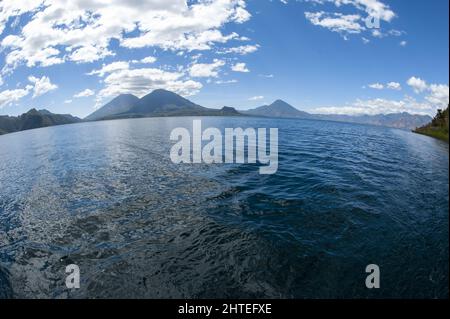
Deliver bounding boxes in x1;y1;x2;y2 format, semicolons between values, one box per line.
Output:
405;77;448;108
315;78;449;116
221;44;259;55
248;96;264;101
305;12;364;35
97;67;203;101
0;86;32;109
314;97;431;116
0;0;251;71
368;83;384;90
367;81;401;91
304;0;395;22
64;99;72;104
28;75;58;98
189;59;225;78
140;56;157;64
426;84;449;108
0;0;43;36
303;0;396;39
88;61;130;77
74;89;95;98
0;75;58;108
407;77;428;93
400;40;407;47
215;79;238;84
371;29;383;38
231;62;249;73
69;46;115;64
387;82;401;90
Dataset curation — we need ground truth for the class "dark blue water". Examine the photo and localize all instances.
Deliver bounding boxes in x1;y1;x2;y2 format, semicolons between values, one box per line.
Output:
0;117;448;299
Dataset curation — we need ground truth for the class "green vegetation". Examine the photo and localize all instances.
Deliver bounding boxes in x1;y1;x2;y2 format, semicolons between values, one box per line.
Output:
414;106;449;142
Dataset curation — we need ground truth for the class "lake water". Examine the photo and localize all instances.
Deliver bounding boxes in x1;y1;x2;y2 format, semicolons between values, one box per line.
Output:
0;117;448;298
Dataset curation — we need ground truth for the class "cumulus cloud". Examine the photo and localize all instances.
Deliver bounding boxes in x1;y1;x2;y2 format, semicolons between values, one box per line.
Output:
140;56;157;64
426;84;449;108
0;74;58;108
220;44;259;55
368;83;384;90
305;12;364;35
314;97;432;116
315;77;449;116
28;75;58;98
97;67;203;101
0;0;251;71
74;89;95;98
405;77;449;108
0;0;43;36
231;62;250;73
303;0;397;39
368;81;402;90
407;77;428;93
88;61;130;77
304;0;395;21
387;82;401;90
189;59;225;78
0;86;32;109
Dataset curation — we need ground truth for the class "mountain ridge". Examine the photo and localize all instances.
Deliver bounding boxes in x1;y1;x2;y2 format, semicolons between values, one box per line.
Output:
85;94;140;121
0;109;81;135
244;99;312;118
0;90;434;136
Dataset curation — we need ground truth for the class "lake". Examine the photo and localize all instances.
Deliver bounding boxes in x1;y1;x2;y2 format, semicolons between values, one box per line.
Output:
0;117;448;298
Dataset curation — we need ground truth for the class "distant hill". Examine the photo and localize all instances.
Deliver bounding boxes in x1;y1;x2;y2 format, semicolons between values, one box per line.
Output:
126;89;207;116
314;112;432;131
414;106;449;142
0;109;81;135
242;99;430;130
86;89;244;120
244;100;311;118
85;94;140;121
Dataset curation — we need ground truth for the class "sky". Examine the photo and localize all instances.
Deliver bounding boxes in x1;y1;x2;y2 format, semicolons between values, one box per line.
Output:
0;0;448;118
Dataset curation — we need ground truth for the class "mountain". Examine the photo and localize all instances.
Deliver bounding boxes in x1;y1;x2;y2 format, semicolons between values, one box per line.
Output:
85;94;140;121
216;106;242;116
86;89;245;120
125;89;206;116
83;90;431;130
244;100;311;118
314;113;432;131
414;106;449;142
0;109;81;135
242;99;429;130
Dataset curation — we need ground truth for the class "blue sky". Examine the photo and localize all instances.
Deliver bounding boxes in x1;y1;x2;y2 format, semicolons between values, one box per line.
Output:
0;0;448;118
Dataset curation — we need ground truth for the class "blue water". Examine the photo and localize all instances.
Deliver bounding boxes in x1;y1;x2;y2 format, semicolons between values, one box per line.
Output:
0;117;448;298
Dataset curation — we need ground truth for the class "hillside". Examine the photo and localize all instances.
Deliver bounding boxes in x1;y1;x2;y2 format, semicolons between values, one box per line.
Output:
314;112;432;130
414;106;449;142
86;89;243;120
85;94;140;121
0;109;81;135
244;100;311;118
